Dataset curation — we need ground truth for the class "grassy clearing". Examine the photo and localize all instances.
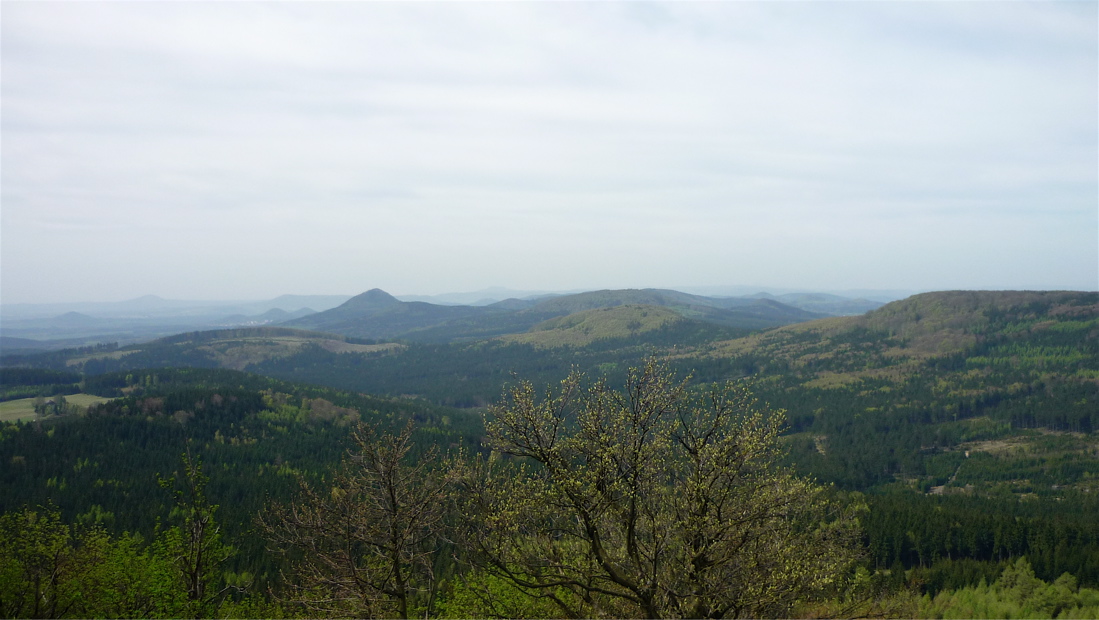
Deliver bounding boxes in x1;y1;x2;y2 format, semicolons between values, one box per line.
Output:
961;430;1099;457
318;341;403;355
65;394;113;408
945;431;1099;495
0;394;114;422
0;399;37;422
64;350;136;367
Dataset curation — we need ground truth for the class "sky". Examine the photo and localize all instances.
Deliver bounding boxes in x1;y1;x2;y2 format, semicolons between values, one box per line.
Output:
2;2;1096;304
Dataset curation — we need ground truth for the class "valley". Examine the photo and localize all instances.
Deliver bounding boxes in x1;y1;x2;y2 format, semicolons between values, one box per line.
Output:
0;287;1096;618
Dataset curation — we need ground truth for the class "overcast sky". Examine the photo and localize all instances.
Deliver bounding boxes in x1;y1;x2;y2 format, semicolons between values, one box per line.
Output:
2;2;1096;304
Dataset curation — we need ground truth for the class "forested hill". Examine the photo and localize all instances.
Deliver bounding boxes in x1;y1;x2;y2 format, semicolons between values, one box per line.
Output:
1;290;1099;616
677;290;1098;490
281;288;493;340
693;289;1097;391
6;290;1095;426
279;287;826;342
0;368;482;591
8;291;1093;495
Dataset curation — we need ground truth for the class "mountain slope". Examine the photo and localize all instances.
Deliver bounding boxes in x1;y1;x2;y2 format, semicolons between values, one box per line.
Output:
499;304;687;348
282;289;498;339
701;290;1098;374
7;290;1096;498
280;287;825;342
677;290;1099;490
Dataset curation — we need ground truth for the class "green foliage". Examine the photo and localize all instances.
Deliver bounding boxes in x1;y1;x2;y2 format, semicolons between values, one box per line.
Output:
1;290;1097;615
863;492;1099;587
459;358;863;618
435;569;577;619
0;368;81;402
0;507;185;618
0;368;82;389
156;452;236;618
918;558;1099;619
0;367;480;595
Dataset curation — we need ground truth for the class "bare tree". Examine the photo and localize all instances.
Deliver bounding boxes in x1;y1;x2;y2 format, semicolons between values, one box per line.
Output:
261;422;453;618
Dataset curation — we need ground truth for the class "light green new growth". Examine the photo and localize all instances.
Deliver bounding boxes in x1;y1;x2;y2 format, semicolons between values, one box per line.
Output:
458;357;862;619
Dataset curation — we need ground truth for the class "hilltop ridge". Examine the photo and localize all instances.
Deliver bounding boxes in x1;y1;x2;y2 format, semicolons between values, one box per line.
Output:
281;287;827;342
4;289;1095;499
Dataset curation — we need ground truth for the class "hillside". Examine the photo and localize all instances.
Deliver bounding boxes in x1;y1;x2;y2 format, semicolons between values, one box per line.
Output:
499;304;687;348
2;287;824;387
151;327;400;371
3;289;1099;607
282;288;501;339
280;287;825;342
0;327;401;375
674;290;1099;491
524;288;826;328
696;290;1097;386
6;290;1096;491
0;367;479;597
255;289;1099;494
752;292;883;316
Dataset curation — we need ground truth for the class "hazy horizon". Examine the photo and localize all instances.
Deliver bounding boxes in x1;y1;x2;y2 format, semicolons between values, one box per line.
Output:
4;282;1094;311
3;2;1096;305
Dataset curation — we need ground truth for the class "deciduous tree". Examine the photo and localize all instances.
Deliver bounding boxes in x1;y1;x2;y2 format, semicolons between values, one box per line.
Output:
457;358;863;619
260;422;453;618
157;451;237;618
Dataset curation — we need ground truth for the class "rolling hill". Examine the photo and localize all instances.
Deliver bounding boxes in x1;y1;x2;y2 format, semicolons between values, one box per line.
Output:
3;288;1097;608
257;289;1099;497
499;304;687;348
280;287;826;342
281;289;498;339
750;292;884;315
668;290;1099;491
693;289;1098;384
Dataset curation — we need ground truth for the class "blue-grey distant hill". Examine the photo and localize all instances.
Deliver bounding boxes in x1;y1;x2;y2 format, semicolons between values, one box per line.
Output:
218;307;316;326
0;294;349;321
747;292;883;316
396;287;568;306
0;288;878;348
0;295;345;346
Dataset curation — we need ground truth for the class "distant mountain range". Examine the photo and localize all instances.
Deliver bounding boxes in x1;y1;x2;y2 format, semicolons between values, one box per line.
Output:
3;288;1096;605
8;290;1094;426
394;287;573;306
220;307;317;325
747;292;883;316
0;296;338;350
0;287;887;351
0;294;349;321
281;288;836;342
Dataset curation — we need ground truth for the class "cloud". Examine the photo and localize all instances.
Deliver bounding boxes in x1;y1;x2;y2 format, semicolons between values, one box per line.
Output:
2;2;1095;303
